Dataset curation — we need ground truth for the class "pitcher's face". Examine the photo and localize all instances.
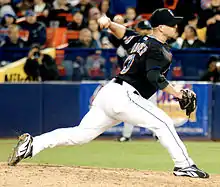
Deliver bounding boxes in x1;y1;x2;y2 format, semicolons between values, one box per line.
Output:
161;24;178;38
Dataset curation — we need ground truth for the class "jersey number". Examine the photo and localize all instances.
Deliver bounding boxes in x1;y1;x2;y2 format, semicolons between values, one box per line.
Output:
120;54;135;74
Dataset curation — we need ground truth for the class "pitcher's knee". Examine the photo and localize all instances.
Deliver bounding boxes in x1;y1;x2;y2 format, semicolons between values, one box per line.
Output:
152;118;174;136
162;116;174;127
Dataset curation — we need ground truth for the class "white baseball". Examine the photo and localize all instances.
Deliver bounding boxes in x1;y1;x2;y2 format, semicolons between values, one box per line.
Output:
98;16;111;29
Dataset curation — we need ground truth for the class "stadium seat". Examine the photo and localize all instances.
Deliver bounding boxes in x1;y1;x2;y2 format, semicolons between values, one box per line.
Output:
67;30;80;40
46;28;68;47
19;30;29;41
57;13;74;22
57;65;66;76
55;50;65;65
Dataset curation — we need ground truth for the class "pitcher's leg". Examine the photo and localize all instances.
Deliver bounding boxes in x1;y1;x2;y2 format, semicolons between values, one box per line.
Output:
32;106;118;156
122;123;134;138
115;92;194;168
147;117;194;168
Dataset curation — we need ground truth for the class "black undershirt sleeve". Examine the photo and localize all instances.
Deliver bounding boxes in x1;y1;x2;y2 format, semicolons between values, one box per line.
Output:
146;69;169;90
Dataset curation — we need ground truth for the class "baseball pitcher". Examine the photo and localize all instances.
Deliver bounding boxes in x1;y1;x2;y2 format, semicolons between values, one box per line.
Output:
8;8;208;178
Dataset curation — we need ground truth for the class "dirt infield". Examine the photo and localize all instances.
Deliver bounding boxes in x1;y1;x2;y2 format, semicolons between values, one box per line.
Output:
0;163;219;187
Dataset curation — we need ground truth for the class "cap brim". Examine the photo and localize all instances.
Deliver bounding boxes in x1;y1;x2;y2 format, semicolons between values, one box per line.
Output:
139;27;152;30
166;17;183;27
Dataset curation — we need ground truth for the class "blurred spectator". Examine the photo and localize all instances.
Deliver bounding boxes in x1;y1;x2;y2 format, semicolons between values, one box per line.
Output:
85;50;105;80
199;0;220;47
1;24;27;48
0;24;27;64
33;0;49;15
181;14;207;42
124;7;136;27
20;10;46;46
98;0;113;19
88;19;109;48
88;19;99;41
67;0;79;6
71;56;88;80
52;0;72;12
0;0;16;18
69;28;98;48
24;44;59;81
113;14;124;25
135;20;152;36
200;55;220;82
33;0;50;25
14;0;34;16
88;6;101;21
200;0;212;10
100;36;113;49
75;0;93;21
49;0;70;27
67;10;86;30
0;13;16;40
181;25;205;48
1;13;16;28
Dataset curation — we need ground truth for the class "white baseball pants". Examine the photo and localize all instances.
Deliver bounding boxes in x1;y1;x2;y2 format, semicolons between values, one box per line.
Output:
122;94;157;138
32;79;194;168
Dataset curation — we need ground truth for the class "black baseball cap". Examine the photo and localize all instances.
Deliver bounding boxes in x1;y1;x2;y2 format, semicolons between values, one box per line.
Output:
150;8;183;28
137;20;152;30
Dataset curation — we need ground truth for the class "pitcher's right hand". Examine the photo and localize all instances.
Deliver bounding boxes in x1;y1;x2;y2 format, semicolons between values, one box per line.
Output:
98;15;111;29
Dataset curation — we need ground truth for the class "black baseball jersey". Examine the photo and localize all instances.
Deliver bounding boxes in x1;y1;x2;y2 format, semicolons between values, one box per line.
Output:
116;29;172;99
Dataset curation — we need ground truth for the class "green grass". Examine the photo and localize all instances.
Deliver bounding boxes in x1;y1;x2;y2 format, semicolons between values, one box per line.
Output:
1;140;219;174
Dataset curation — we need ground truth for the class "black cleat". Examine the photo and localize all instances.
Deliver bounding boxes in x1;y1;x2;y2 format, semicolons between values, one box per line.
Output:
173;165;209;178
8;133;33;166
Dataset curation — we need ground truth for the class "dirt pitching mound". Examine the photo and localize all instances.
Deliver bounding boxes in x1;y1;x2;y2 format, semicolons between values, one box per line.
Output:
0;163;219;187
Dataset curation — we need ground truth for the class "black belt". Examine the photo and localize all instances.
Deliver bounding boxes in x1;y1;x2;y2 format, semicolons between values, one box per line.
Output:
113;77;139;95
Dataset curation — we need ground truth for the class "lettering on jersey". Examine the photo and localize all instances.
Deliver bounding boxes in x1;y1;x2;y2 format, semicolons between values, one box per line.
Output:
130;42;148;56
120;54;135;74
124;36;135;44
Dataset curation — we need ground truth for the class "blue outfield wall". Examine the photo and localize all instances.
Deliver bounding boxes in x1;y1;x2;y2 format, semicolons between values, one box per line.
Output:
42;83;80;133
0;84;42;137
211;84;220;140
0;82;219;139
0;83;81;137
